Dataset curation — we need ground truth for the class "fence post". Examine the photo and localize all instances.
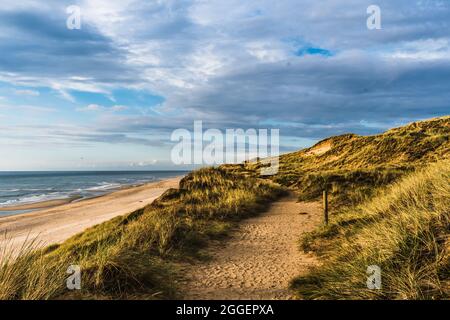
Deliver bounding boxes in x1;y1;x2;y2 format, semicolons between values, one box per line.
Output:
323;188;329;225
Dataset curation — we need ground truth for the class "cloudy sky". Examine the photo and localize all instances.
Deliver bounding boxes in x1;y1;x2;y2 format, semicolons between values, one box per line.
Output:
0;0;449;170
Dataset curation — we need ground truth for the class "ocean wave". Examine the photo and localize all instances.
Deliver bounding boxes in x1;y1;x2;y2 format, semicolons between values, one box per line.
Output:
0;193;71;206
0;172;174;209
0;188;54;192
85;182;122;192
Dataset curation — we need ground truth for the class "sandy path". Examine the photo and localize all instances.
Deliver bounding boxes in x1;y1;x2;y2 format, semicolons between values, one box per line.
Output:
0;177;181;256
181;193;322;300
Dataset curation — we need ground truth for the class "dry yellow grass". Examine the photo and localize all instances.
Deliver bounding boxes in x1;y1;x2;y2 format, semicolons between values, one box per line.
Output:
293;160;450;299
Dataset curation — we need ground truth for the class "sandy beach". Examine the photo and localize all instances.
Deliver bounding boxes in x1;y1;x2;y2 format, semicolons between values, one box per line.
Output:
0;176;182;256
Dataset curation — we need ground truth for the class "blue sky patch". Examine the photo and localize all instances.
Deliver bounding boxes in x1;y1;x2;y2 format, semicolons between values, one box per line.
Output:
296;47;333;57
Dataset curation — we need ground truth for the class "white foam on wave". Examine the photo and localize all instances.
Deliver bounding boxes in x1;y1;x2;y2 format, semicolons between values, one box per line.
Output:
85;182;122;192
0;176;159;208
0;192;70;206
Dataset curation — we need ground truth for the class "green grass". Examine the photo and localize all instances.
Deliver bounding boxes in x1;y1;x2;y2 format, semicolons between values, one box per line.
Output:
0;167;286;300
292;160;450;299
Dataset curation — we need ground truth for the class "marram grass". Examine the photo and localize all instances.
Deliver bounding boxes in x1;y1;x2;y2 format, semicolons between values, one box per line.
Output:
0;167;286;300
292;160;450;299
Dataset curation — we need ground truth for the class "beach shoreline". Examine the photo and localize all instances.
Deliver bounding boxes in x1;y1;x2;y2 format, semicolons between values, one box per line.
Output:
0;171;188;216
0;196;83;212
0;176;183;256
0;179;170;214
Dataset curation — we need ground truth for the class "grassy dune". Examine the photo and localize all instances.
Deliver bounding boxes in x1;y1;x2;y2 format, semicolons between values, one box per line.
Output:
224;116;450;209
0;168;286;300
292;160;449;299
223;116;449;299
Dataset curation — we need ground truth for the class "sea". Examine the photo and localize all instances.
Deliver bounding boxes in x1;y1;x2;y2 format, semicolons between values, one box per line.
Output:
0;171;187;216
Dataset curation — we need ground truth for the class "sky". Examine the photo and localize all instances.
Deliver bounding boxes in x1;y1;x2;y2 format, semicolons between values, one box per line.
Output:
0;0;449;170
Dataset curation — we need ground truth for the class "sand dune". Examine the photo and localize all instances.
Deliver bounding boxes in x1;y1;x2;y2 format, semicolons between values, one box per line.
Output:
0;177;182;256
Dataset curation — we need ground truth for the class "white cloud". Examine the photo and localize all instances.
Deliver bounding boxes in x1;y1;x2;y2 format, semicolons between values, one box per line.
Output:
76;104;127;112
129;159;158;167
111;105;127;111
246;41;289;63
387;38;450;61
0;103;55;113
14;89;40;96
77;104;104;112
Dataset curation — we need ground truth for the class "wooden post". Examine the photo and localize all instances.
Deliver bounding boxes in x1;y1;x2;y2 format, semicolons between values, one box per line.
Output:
323;188;329;225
